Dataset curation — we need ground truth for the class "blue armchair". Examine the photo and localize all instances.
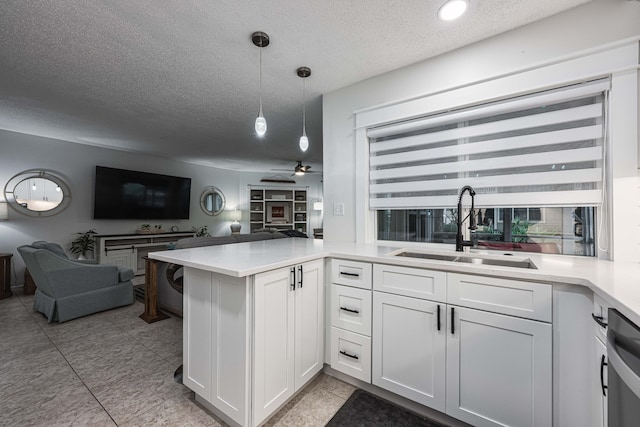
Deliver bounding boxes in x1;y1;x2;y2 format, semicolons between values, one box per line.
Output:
17;243;135;323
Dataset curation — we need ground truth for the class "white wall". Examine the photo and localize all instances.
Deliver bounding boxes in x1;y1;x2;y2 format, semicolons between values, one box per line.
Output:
0;130;322;285
323;0;640;246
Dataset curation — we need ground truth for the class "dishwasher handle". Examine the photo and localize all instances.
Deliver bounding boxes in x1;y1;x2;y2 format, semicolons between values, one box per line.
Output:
607;331;640;400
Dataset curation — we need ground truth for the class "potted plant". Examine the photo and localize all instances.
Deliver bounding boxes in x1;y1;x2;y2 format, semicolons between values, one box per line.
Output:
70;229;97;259
191;225;210;237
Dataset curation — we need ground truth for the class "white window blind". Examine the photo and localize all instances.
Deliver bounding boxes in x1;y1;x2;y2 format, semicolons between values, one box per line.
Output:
368;80;609;210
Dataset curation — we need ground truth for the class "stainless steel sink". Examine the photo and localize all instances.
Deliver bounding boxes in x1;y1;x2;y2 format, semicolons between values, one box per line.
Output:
393;251;537;269
394;252;459;262
454;256;537;269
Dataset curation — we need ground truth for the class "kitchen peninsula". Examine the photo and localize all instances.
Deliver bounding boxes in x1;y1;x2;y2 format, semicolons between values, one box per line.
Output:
150;238;640;427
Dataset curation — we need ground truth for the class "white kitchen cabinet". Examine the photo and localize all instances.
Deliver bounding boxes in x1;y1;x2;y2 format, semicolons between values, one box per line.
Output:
372;291;446;410
369;264;552;427
446;305;552;427
253;259;323;426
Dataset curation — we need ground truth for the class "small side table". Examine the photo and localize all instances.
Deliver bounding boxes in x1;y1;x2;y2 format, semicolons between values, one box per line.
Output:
0;253;13;299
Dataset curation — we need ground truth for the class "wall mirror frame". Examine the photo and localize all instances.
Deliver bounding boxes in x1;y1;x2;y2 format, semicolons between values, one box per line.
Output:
200;186;226;216
3;169;72;217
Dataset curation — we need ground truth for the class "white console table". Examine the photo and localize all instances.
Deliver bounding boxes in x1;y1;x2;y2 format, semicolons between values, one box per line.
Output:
95;232;194;275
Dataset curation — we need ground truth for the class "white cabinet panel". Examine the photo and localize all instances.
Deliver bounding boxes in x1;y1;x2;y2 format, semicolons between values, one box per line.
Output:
183;268;213;400
331;259;372;289
593;335;608;427
373;264;446;302
372;292;446;411
446;305;552;427
331;284;372;336
448;273;552;322
254;266;296;424
183;268;250;426
295;260;324;386
331;326;372;383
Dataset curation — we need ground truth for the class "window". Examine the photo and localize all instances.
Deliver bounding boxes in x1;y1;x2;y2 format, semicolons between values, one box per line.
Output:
377;206;596;256
370;80;607;256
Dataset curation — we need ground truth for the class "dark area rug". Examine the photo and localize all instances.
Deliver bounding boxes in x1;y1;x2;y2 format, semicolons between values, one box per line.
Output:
326;389;450;427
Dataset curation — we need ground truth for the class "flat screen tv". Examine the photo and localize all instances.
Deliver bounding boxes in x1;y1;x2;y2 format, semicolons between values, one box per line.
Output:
93;166;191;220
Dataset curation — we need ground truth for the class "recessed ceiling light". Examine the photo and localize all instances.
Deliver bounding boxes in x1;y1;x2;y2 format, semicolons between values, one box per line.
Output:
438;0;468;21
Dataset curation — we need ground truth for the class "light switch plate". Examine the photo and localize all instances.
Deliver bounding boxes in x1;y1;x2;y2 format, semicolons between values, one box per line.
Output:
333;202;345;216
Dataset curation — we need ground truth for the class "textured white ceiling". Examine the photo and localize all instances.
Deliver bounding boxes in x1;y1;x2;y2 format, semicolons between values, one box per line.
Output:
0;0;591;172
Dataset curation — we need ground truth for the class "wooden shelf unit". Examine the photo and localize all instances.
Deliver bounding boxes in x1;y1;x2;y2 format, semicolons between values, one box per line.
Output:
249;186;309;235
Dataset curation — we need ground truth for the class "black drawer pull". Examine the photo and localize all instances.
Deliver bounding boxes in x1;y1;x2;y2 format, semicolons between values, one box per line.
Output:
600;354;608;397
437;304;441;331
340;271;360;278
451;307;455;335
340;306;360;314
592;313;608;329
290;267;296;291
340;350;359;360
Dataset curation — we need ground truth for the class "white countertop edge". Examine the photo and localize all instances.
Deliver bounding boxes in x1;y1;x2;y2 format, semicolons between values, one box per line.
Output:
149;239;640;325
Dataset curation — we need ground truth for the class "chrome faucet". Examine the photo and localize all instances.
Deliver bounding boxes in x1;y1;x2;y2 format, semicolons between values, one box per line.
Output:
456;185;477;252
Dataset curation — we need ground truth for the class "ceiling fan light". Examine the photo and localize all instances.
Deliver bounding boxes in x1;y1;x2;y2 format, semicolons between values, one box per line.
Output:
255;115;267;136
295;170;305;176
299;135;309;152
438;0;468;21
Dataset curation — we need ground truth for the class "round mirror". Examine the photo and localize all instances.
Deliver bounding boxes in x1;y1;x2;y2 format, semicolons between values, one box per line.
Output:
200;186;225;216
4;169;72;217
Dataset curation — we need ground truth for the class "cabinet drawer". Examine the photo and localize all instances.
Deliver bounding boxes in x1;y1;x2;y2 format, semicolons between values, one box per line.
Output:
331;259;372;290
331;284;372;336
330;327;371;383
373;264;446;302
448;273;552;322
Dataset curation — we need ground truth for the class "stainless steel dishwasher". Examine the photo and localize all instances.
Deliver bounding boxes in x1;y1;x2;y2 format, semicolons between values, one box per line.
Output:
608;308;640;426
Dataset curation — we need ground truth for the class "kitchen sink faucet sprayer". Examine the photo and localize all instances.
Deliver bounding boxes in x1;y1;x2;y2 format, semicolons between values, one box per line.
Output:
456;185;477;252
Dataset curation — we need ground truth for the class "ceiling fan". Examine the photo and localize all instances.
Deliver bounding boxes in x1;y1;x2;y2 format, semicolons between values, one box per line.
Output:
272;161;314;176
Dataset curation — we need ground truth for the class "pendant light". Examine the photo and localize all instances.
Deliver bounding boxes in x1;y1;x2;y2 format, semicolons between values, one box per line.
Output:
252;31;270;137
297;66;311;152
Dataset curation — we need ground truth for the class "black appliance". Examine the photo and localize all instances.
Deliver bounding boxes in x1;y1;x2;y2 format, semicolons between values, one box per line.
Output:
608;308;640;427
93;166;191;220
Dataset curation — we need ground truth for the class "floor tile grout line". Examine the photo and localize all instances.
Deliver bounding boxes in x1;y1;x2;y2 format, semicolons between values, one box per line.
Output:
25;301;120;426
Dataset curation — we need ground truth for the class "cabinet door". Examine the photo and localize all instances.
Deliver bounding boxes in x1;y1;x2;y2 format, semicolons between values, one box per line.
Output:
295;259;324;389
592;335;607;427
103;248;137;271
372;292;446;411
254;266;295;425
446;306;552;427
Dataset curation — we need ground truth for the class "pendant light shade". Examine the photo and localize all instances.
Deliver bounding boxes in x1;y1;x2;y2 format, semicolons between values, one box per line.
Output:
252;31;270;137
297;66;311;152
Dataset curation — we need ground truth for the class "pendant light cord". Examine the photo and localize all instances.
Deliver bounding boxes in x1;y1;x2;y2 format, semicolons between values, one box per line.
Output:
302;78;306;136
259;47;263;115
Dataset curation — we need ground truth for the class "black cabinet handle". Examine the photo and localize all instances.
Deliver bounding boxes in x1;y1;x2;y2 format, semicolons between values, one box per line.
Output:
298;265;303;288
600;354;608;397
437;304;441;331
340;350;359;360
592;313;608;329
340;271;360;278
340;306;359;314
290;267;296;291
451;307;455;335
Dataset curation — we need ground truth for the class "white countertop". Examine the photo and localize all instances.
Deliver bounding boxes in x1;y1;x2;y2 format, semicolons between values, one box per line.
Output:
150;238;640;326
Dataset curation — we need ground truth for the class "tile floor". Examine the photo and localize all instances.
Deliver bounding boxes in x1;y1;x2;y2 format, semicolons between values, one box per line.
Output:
0;290;356;426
